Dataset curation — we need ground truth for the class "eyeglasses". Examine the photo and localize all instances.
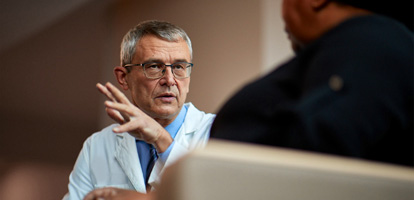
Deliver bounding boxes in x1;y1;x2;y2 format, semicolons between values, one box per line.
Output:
123;62;193;79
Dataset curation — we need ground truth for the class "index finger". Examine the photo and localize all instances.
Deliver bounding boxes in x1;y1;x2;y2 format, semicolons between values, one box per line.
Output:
97;82;117;102
105;82;131;105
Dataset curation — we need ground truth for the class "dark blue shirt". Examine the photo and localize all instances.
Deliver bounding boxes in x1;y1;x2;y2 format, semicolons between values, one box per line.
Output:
136;105;188;183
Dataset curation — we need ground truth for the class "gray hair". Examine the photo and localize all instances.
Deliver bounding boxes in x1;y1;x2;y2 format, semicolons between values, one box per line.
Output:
120;20;193;67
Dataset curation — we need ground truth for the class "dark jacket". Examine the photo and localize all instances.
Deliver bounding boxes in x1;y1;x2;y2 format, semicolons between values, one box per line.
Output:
210;15;414;166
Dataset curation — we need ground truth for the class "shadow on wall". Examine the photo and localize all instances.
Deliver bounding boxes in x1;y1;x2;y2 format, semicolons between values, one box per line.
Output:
0;161;72;200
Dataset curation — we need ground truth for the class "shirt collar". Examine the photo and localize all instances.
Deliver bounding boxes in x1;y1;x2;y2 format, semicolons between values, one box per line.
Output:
164;104;188;139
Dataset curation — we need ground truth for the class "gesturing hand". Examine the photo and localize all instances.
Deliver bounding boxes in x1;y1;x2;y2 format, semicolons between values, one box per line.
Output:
96;82;172;152
83;187;154;200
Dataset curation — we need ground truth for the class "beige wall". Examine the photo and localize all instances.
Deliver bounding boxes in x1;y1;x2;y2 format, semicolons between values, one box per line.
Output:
0;0;292;166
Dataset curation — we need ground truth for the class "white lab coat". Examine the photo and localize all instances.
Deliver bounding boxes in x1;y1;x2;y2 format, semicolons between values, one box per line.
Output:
63;103;215;200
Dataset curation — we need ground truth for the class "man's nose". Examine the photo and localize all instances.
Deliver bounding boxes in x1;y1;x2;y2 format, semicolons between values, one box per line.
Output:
160;66;176;86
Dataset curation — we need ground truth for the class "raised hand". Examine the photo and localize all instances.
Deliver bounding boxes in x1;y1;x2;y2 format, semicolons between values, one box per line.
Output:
96;82;172;152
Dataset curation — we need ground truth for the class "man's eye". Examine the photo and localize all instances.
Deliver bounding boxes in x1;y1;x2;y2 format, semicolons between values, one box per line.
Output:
173;64;185;70
147;64;161;69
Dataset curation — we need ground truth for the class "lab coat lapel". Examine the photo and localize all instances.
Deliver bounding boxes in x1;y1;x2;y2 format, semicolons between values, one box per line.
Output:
114;133;147;193
147;124;196;190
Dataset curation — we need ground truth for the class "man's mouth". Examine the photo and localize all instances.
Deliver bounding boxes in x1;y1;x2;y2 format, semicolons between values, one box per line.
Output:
156;93;177;102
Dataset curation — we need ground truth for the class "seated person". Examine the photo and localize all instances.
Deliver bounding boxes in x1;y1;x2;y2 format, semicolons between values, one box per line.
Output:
211;0;413;167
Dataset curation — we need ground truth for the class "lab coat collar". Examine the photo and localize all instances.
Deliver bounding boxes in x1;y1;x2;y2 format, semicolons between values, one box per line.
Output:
181;102;204;135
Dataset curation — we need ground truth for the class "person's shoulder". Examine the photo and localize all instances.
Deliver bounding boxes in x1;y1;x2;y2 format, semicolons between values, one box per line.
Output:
81;124;137;153
336;15;413;46
309;15;412;68
181;103;215;140
185;102;216;117
85;124;120;144
184;102;216;124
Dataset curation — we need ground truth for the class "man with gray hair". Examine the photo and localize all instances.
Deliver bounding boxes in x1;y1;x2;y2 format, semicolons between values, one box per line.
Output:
63;20;215;200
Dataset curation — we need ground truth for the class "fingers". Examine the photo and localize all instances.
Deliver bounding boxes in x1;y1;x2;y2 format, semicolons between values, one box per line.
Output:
84;188;152;200
96;83;117;102
105;100;160;141
83;187;118;200
112;118;142;135
97;82;131;123
106;107;125;124
96;82;166;146
104;101;142;133
96;82;131;105
117;118;164;144
105;101;133;115
105;101;133;123
105;82;131;105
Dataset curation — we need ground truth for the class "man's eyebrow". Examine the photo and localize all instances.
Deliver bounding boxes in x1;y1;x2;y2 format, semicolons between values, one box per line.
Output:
143;59;163;63
143;58;190;63
173;59;190;63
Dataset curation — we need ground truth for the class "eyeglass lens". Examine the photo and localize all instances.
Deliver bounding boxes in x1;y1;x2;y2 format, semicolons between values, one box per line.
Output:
144;63;192;79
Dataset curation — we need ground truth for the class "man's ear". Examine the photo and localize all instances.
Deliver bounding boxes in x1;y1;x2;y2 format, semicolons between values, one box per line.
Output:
114;66;129;90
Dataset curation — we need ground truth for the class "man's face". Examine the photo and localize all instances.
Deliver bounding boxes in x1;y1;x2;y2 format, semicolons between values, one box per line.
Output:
125;35;191;123
281;0;312;52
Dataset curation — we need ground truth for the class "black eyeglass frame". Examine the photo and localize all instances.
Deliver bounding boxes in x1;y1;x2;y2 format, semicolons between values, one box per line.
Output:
123;62;193;79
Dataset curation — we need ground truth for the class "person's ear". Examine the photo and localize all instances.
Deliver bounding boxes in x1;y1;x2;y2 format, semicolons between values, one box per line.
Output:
114;66;129;90
310;0;329;10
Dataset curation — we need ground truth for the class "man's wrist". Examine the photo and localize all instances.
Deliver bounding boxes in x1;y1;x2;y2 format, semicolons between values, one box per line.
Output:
153;131;173;153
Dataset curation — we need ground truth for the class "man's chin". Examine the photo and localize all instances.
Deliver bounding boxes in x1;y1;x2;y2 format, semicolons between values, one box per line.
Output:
153;105;180;118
